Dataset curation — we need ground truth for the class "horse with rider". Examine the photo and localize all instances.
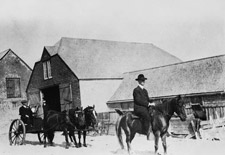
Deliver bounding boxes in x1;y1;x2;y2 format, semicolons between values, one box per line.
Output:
115;74;187;155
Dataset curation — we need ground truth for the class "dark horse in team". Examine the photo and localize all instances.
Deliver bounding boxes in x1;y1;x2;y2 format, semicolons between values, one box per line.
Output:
68;105;98;147
115;95;187;155
43;110;74;149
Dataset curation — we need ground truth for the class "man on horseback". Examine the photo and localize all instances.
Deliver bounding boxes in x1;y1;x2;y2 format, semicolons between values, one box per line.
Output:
133;74;155;139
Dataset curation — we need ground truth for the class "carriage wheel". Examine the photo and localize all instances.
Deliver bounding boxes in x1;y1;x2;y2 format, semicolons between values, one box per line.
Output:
37;132;44;143
9;119;26;145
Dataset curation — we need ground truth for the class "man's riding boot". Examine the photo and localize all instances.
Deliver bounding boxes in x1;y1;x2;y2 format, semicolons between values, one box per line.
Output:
142;120;150;139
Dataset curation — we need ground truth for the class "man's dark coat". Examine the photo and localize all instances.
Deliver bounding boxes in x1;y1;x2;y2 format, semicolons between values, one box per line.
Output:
19;106;32;124
133;86;153;121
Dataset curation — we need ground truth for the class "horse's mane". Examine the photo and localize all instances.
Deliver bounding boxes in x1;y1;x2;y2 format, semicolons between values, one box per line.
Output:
84;106;94;112
153;98;177;115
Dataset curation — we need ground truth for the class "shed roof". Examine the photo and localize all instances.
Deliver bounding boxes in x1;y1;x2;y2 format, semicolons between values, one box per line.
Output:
44;37;181;79
108;55;225;103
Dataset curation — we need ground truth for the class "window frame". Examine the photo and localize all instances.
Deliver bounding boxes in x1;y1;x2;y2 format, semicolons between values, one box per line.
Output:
6;78;21;98
43;60;52;80
47;60;52;78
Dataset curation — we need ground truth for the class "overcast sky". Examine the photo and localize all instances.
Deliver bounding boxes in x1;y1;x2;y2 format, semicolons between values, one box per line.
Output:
0;0;225;68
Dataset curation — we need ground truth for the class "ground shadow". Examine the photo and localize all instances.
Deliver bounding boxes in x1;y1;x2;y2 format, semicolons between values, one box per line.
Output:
25;140;72;148
25;140;43;146
111;149;155;155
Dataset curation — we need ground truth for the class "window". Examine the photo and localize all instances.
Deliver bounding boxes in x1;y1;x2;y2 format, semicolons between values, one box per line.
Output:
43;60;52;80
6;78;21;98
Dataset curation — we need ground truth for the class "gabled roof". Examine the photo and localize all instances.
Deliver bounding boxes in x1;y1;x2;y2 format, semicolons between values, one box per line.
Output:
0;49;10;60
44;37;181;79
0;49;32;70
108;54;225;103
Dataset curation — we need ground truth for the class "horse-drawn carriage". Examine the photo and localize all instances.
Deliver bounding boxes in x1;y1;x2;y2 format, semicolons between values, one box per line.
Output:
8;106;44;145
8;103;98;148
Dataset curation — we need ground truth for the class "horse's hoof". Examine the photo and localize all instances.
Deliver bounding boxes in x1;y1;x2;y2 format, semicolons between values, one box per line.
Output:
129;150;135;155
78;143;82;147
74;143;78;148
83;144;87;147
44;145;46;148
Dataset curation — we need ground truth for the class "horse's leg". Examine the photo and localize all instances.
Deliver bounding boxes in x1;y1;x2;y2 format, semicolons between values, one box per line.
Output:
78;130;82;147
124;127;132;154
154;131;160;155
83;130;87;147
68;129;73;143
115;117;125;150
43;132;47;148
63;128;69;149
48;131;54;145
161;133;167;155
71;130;78;147
130;131;136;143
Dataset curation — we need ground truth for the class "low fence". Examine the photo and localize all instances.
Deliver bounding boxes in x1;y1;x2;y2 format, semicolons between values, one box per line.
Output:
97;111;119;135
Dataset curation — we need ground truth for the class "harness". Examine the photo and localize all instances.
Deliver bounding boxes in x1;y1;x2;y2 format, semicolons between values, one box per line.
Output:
43;110;76;133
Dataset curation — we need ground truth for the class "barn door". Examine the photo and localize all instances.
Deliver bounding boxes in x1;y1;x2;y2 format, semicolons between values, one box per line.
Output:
27;90;43;118
59;83;72;111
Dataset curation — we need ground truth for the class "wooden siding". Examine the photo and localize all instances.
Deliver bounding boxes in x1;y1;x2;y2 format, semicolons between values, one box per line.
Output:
27;54;81;109
108;94;225;120
105;94;225;135
0;50;31;102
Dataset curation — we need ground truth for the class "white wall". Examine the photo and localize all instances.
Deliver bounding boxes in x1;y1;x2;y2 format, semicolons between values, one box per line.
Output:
79;79;122;112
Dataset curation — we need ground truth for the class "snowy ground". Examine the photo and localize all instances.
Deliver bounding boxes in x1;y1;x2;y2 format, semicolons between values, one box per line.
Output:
1;108;225;155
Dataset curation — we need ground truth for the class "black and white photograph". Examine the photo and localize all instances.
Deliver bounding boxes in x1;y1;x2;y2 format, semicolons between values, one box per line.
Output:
0;0;225;154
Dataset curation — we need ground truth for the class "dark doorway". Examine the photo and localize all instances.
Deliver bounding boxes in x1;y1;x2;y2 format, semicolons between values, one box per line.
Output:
42;85;61;112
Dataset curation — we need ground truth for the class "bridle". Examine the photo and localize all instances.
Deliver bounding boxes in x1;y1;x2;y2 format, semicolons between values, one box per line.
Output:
84;108;97;127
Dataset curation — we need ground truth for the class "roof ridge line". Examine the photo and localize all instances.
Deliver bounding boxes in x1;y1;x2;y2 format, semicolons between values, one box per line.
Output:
126;54;225;74
60;37;155;45
0;49;10;60
0;49;32;70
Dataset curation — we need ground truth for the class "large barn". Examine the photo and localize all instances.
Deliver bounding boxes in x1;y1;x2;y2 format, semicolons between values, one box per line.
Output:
26;37;181;116
0;49;32;104
107;54;225;120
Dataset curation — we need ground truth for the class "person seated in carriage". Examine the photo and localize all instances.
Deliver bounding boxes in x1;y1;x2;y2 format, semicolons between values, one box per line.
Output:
19;100;34;126
133;74;155;139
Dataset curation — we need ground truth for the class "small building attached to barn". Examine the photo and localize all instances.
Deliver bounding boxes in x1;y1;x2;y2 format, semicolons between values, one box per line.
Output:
0;49;32;105
26;37;181;116
107;54;225;120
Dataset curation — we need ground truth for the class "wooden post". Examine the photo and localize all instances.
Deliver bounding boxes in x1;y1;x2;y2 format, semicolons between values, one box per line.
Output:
190;120;198;139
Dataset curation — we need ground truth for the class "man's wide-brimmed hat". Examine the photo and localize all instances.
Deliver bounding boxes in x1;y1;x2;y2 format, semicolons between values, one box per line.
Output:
135;74;147;81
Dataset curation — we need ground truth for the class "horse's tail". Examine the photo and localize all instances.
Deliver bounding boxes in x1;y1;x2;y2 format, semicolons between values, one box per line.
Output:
115;109;124;149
